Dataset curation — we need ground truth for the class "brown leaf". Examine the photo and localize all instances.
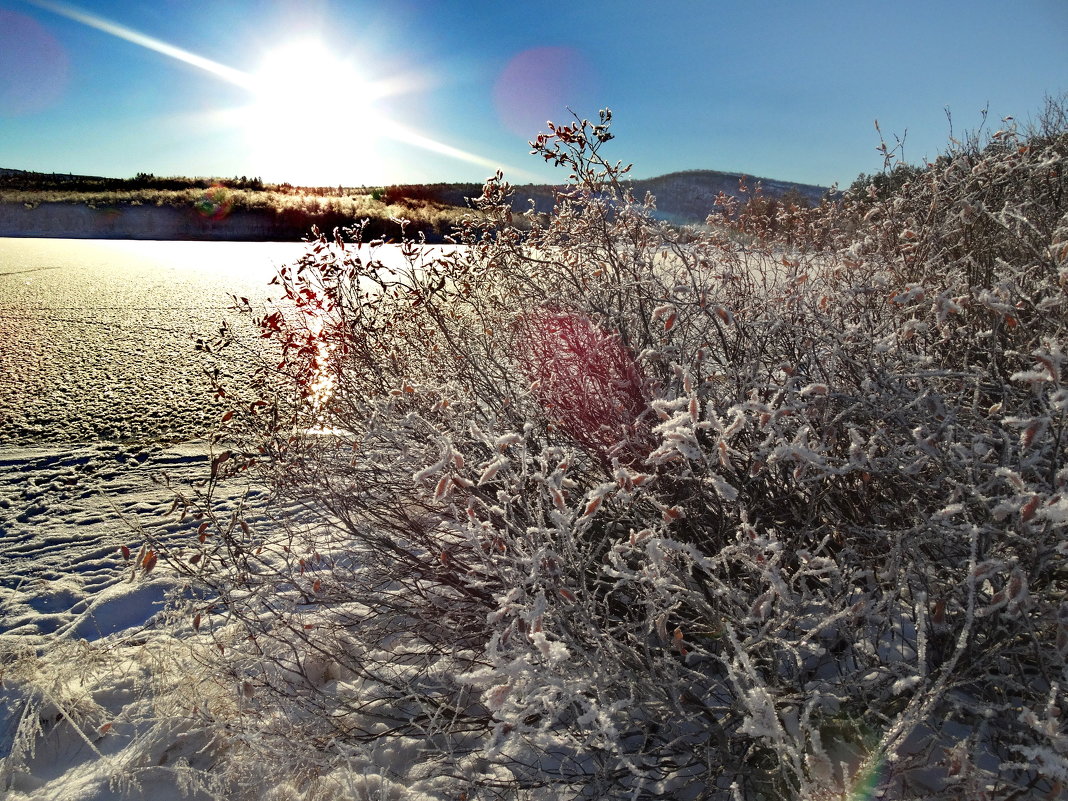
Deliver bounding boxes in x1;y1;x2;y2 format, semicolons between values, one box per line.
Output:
928;598;944;624
1021;494;1040;522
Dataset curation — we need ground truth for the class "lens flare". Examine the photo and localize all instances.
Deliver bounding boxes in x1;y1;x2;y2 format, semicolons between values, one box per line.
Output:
0;10;69;116
194;185;234;220
847;752;887;801
493;46;598;138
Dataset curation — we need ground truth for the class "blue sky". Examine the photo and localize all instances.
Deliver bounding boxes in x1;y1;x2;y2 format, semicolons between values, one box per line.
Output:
1;0;1065;188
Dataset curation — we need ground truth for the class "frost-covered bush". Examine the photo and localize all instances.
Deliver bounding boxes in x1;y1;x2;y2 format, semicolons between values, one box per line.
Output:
838;96;1068;290
173;104;1067;799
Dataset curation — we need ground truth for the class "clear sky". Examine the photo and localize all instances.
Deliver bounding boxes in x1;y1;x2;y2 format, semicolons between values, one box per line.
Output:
1;0;1065;188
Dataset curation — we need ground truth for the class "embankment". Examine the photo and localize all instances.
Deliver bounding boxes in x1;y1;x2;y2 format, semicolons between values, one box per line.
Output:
0;202;455;242
0;202;321;241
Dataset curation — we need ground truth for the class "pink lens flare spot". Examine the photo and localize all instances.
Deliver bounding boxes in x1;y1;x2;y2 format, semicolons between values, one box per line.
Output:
0;11;70;117
493;47;598;138
520;310;652;465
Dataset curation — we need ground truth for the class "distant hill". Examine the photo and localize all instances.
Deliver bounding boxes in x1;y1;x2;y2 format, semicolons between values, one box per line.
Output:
397;170;831;225
632;170;829;224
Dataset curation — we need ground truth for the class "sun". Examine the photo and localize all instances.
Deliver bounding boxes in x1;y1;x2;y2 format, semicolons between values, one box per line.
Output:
18;2;524;185
244;39;385;185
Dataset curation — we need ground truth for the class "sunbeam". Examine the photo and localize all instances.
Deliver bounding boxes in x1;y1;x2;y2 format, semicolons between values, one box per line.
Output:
26;0;255;89
24;0;529;181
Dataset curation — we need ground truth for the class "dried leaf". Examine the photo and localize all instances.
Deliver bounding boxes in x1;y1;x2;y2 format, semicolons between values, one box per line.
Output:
582;496;602;517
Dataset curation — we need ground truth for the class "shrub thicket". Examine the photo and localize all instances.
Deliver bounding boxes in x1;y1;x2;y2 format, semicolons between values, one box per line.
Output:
160;103;1068;800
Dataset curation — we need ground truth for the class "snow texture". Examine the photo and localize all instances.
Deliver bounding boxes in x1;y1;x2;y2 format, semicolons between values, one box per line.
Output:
0;239;474;801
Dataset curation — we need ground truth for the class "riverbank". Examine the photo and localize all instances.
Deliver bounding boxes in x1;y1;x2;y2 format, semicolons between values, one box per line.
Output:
0;201;459;242
1;202;289;241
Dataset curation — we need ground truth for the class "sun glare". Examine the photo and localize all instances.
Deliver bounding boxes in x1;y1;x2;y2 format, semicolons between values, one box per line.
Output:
245;39;384;184
28;2;529;184
27;3;526;185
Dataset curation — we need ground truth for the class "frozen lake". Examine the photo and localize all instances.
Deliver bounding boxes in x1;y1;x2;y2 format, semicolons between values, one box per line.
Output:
0;238;307;445
0;239;309;638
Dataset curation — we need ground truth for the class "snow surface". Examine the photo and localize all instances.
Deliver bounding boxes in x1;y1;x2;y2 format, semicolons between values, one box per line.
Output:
0;441;210;641
0;239;493;800
0;239;413;800
0;238;300;443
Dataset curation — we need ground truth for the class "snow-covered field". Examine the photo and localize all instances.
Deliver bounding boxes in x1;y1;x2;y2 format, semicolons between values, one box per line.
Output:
0;440;218;641
0;238;303;443
1;239;502;801
1;239;474;800
0;239;300;799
